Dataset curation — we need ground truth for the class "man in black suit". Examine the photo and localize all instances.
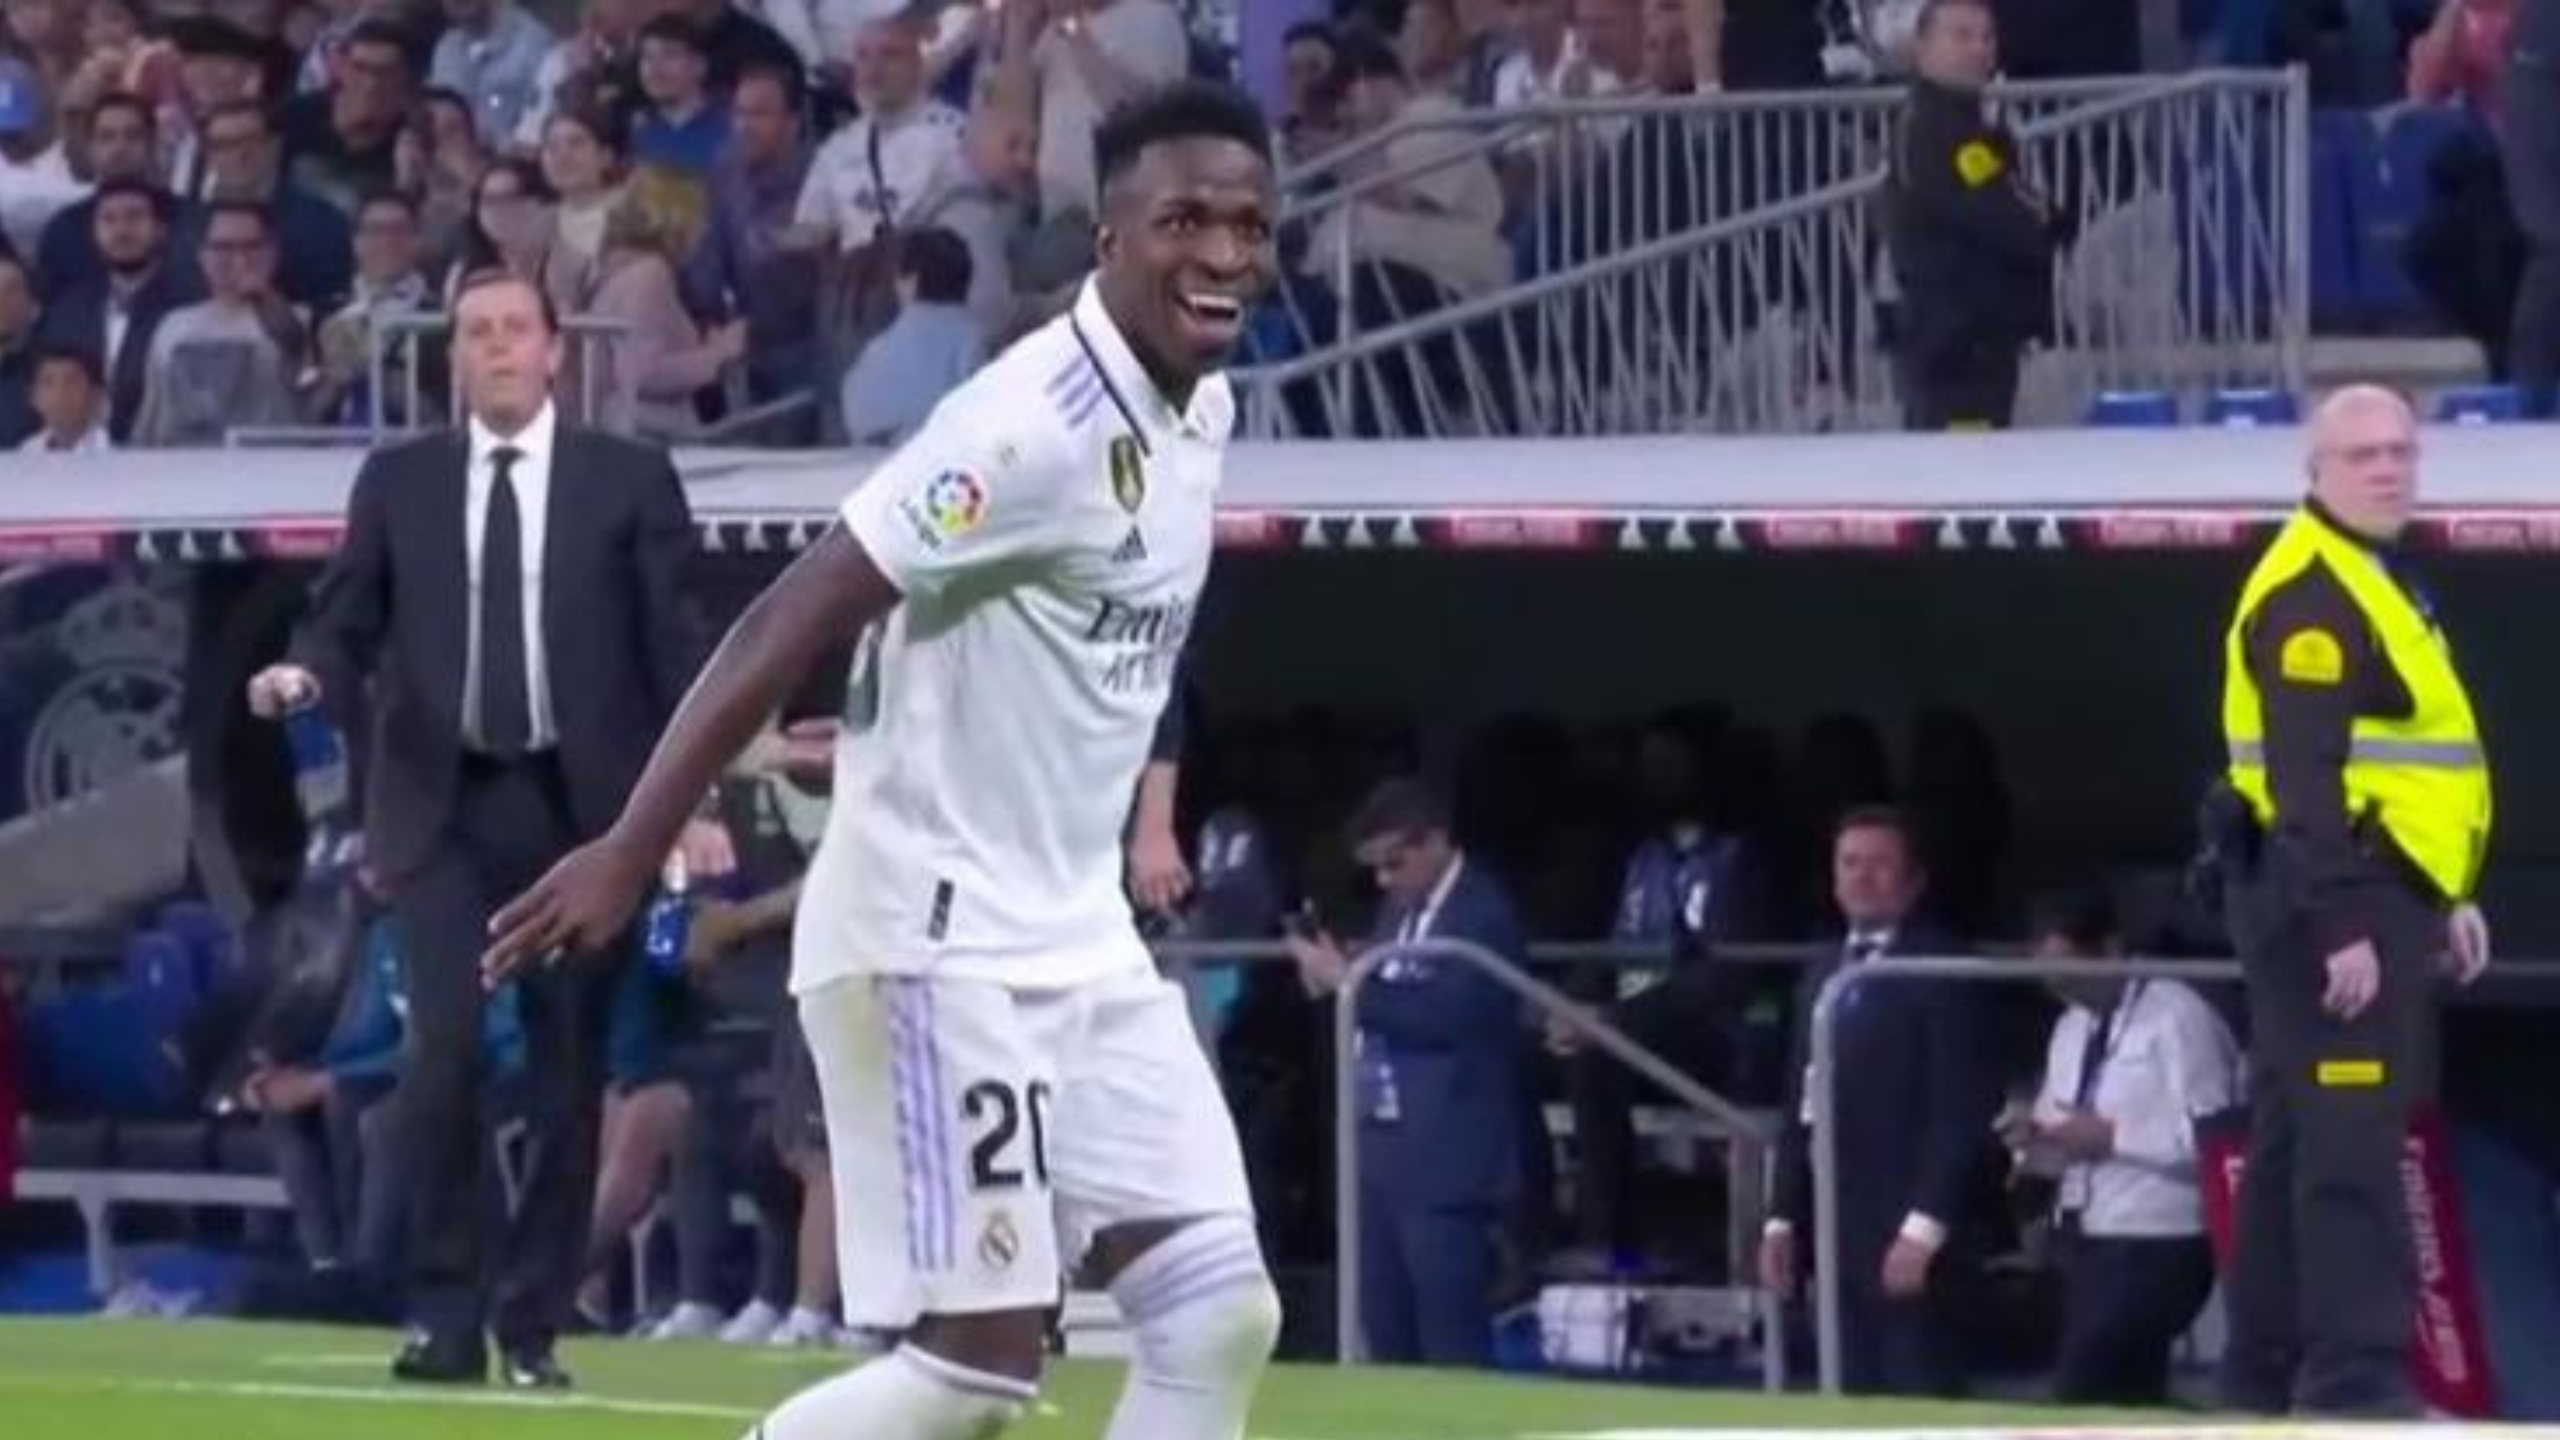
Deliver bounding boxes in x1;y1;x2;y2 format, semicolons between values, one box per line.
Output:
39;179;202;442
247;271;714;1388
1761;805;2004;1396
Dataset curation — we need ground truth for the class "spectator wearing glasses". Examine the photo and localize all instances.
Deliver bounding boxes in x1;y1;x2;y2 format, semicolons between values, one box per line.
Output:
132;199;307;445
190;98;353;312
311;189;436;426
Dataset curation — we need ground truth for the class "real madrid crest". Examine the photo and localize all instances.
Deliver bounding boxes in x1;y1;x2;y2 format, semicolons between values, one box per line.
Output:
1109;435;1146;514
978;1210;1021;1271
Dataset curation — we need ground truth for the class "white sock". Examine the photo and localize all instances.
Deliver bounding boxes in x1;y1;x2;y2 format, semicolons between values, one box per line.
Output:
746;1344;1033;1440
1101;1215;1282;1440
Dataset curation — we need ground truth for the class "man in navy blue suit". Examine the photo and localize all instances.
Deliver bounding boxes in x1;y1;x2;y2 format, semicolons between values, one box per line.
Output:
1760;805;2004;1396
1287;777;1529;1367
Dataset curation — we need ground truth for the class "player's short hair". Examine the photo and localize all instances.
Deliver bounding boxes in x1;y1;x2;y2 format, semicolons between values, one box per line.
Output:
33;339;105;388
898;227;973;306
1092;79;1274;197
1349;777;1452;846
2024;886;2119;954
453;266;562;336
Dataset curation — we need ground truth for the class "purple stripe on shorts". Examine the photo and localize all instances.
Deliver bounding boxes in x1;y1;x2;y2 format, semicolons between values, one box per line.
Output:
919;982;953;1270
887;981;928;1272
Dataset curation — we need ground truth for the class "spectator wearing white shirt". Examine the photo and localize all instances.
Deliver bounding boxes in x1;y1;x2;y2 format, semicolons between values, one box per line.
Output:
1998;889;2241;1407
429;0;558;151
0;56;89;261
787;13;963;253
995;0;1191;223
20;340;110;452
1493;0;1596;108
1307;35;1510;301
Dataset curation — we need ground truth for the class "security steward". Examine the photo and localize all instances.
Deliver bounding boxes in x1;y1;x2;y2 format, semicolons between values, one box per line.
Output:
1884;0;2069;431
2211;384;2495;1417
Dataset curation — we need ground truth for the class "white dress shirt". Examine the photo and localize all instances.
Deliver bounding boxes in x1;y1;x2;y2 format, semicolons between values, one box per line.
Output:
2034;978;2244;1238
464;402;559;752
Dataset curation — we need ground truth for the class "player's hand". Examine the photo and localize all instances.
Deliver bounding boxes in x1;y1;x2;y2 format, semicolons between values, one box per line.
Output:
2443;902;2492;986
1757;1227;1798;1296
2322;937;2382;1020
481;833;658;987
247;663;319;718
677;816;737;880
1881;1234;1938;1299
1127;825;1191;916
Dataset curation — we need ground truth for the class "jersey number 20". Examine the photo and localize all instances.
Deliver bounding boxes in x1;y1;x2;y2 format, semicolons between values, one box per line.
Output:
964;1079;1053;1190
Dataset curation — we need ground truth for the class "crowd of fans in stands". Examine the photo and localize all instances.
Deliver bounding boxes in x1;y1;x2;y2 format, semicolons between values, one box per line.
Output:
0;0;2529;454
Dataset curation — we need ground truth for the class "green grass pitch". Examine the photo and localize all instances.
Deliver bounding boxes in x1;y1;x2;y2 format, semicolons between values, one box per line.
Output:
0;1317;2144;1440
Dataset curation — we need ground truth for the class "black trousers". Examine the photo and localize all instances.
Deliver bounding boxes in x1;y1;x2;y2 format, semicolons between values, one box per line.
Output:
390;752;607;1352
2052;1228;2217;1405
1895;338;2024;431
671;1040;799;1311
1838;1242;1972;1398
2220;861;2440;1417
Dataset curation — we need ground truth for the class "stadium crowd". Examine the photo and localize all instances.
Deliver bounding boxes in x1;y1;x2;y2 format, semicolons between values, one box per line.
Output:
0;0;2539;452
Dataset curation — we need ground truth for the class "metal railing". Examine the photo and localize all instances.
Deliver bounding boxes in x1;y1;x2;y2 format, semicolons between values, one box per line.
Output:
1324;935;1783;1385
1806;953;2244;1394
1237;70;2307;439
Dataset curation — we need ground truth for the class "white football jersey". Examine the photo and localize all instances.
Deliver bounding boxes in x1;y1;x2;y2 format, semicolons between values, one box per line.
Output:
793;279;1230;991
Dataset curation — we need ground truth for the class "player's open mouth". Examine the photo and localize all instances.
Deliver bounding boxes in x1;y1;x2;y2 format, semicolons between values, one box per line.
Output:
1177;291;1246;339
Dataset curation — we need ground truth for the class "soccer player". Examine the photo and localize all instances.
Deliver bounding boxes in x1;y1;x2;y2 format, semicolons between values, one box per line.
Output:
481;81;1283;1440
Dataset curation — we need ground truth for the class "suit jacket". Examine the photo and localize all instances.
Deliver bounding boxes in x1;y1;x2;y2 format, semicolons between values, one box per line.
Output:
1770;924;2005;1278
289;423;701;881
40;263;205;442
1355;857;1530;1210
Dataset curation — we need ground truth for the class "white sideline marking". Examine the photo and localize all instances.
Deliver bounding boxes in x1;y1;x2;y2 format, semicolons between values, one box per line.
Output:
85;1376;761;1420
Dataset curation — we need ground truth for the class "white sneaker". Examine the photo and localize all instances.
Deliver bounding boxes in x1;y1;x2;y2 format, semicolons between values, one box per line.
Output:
650;1302;726;1341
768;1307;840;1348
719;1299;784;1345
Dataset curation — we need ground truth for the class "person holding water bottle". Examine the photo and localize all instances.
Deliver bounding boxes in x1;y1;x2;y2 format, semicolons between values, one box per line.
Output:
245;270;729;1391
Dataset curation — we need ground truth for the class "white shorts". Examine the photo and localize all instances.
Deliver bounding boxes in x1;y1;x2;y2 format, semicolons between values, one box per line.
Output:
799;964;1255;1330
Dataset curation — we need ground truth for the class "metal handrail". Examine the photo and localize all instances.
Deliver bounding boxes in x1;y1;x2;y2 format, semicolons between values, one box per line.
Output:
1243;68;2272;389
1331;935;1782;1387
1806;953;2243;1394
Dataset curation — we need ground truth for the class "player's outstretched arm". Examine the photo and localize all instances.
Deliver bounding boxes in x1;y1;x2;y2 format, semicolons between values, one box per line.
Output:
481;525;898;981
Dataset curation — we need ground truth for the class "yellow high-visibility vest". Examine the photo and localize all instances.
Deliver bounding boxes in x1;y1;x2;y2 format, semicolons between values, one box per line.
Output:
2223;505;2492;902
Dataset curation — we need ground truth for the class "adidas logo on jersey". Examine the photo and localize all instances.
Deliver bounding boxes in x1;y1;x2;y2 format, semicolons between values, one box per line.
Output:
1110;527;1148;565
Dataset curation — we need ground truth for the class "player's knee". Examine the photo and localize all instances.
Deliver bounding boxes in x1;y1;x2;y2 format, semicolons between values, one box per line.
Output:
1111;1217;1282;1382
908;1308;1051;1388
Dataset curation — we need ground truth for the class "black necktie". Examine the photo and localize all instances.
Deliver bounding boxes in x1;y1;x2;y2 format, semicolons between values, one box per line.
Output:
479;445;530;757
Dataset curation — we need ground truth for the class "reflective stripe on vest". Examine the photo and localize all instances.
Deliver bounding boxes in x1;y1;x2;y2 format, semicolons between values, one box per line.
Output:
2227;738;2486;768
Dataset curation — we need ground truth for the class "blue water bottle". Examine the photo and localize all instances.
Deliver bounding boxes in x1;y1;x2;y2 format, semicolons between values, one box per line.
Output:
641;852;692;976
283;702;349;820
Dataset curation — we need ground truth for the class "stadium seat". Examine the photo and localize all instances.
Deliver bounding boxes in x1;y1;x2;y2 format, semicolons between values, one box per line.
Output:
2437;384;2524;423
2309;109;2372;329
2357;105;2481;328
2204;387;2301;426
2084;389;2181;427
